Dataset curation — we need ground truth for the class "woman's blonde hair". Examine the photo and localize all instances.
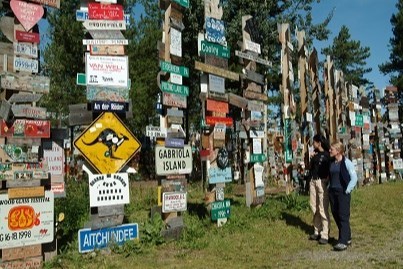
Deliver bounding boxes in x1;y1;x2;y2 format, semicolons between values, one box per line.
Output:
331;141;345;154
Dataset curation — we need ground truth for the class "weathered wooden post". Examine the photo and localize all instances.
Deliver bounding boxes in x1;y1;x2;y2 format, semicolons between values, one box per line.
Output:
324;56;337;141
308;49;321;134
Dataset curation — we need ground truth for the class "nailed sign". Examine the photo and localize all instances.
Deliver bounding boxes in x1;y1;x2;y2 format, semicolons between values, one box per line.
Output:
88;3;124;20
86;54;129;88
13;42;38;58
83;20;126;30
162;92;187;108
155;145;192;175
74;112;141;174
162;192;187;213
12;105;47;119
13;57;38;73
10;0;44;32
88;173;130;207
15;30;40;43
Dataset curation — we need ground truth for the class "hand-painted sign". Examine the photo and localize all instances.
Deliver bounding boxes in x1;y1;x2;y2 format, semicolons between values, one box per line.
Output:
235;50;272;66
211;199;230;221
90;45;125;56
205;17;226;46
78;223;138;253
88;3;124;20
205;116;233;126
85;54;128;88
74;112;141;174
42;141;64;175
76;10;130;25
244;39;261;54
170;27;182;57
162;92;187;108
88;173;130;207
0;191;54;249
15;30;40;43
0;119;50;138
155;145;192;175
206;99;228;113
88;30;125;40
0;73;49;93
10;0;44;32
162;192;187;213
12;105;47;119
92;101;127;113
208;167;232;184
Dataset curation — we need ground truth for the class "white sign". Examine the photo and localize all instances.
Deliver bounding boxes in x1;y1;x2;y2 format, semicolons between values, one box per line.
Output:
13;57;38;73
393;158;403;171
83;20;126;30
13;42;38;58
85;54;128;87
249;130;265;138
208;74;225;93
88;30;125;40
170;27;182;57
88;173;130;207
253;138;262;154
155;145;192;175
83;39;128;45
170;73;183;85
43;141;64;176
254;163;264;188
146;125;167;138
0;191;54;249
162;192;187;213
245;39;261;54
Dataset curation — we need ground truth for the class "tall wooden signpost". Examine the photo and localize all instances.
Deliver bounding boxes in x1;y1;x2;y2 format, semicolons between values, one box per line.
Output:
73;0;140;253
0;1;62;268
196;0;236;225
156;0;191;238
237;15;270;207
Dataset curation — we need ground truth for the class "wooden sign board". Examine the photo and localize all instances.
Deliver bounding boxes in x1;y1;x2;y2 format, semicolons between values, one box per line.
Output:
0;16;15;43
195;61;239;81
204;0;223;20
68;111;93;126
208;91;228;102
208;74;225;93
88;30;125;40
12;105;47;119
1;73;50;93
10;0;44;32
97;204;125;217
162;92;187;108
0;54;14;72
243;90;268;102
1;245;42;262
8;93;43;103
248;100;265;111
0;42;13;55
83;39;128;46
245;81;262;93
8;186;45;199
206;116;232;126
167;115;182;124
241;69;264;85
85;214;124;230
83;20;126;30
0;256;43;269
235;50;272;66
205;54;228;69
228;93;248;108
28;0;60;8
0;100;12;120
206;99;229;114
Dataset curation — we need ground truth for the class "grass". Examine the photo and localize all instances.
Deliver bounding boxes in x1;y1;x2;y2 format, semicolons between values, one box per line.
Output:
45;180;403;269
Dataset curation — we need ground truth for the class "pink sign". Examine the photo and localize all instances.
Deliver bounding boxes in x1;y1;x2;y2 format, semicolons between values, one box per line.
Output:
88;3;124;20
11;0;44;32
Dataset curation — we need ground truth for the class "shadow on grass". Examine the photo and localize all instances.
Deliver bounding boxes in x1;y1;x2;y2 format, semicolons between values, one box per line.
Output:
187;202;208;219
281;212;312;235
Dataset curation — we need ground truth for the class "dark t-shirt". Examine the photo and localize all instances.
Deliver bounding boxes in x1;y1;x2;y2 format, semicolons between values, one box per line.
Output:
310;151;330;179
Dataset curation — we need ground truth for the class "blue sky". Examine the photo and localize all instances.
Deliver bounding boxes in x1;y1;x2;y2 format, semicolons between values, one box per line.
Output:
311;0;398;90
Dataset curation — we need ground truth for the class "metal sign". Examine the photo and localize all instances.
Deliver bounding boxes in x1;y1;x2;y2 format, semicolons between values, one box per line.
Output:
13;57;38;73
85;54;129;88
83;39;128;46
211;199;230;221
208;74;225;93
74;112;141;174
199;39;230;59
160;60;189;77
155;145;192;176
92;101;127;113
88;173;130;207
208;167;232;184
146;125;167;138
0;191;54;249
162;192;187;213
76;10;130;25
13;42;38;58
170;27;182;57
82;20;126;30
15;30;40;43
78;223;139;253
88;3;124;20
161;81;189;96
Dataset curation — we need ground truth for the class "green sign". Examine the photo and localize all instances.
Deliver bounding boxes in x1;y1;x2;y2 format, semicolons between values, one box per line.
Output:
285;149;293;163
200;40;230;59
76;73;86;86
355;114;363;127
160;61;189;77
250;154;267;163
172;0;189;8
211;200;230;221
161;81;189;96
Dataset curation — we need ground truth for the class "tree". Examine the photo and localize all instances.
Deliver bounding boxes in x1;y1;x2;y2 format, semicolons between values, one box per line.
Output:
379;0;403;105
322;25;371;86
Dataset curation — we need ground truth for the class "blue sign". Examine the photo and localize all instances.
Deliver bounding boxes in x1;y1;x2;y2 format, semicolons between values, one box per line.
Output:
92;101;127;112
208;167;232;184
165;137;184;148
78;223;139;253
76;10;130;25
205;17;226;46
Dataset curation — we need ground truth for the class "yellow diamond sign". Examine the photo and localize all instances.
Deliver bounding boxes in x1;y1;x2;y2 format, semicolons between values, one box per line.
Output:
74;112;141;174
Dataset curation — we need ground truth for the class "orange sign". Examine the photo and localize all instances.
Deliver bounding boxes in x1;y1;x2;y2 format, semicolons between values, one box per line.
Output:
74;112;141;174
206;99;229;113
9;205;40;230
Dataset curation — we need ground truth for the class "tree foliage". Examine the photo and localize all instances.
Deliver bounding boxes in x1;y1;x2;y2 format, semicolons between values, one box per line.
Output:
379;0;403;104
322;25;372;86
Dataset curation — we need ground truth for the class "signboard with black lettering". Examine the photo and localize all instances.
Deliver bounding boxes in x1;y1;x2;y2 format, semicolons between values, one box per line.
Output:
91;101;127;113
88;173;130;207
155;145;192;175
162;192;187;213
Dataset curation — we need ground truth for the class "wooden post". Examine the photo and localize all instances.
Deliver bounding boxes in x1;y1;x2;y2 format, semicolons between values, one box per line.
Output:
308;49;321;134
324;56;337;141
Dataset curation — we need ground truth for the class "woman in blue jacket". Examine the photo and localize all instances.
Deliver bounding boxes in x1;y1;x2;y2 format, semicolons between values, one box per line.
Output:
329;141;358;251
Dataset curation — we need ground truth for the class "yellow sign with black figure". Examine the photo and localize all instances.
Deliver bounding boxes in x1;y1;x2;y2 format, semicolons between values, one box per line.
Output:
74;112;141;174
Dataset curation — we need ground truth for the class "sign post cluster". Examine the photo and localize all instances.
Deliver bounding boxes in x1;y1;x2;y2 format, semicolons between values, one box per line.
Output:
237;15;271;207
195;0;236;226
0;0;63;267
73;0;140;253
155;0;191;239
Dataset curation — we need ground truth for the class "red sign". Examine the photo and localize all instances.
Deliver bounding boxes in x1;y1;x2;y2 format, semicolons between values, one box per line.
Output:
0;120;15;137
206;99;229;114
206;116;233;126
15;30;40;43
88;3;124;20
10;0;44;32
25;120;50;138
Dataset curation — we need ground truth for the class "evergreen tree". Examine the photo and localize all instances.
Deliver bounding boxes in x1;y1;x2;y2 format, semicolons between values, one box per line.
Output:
322;25;371;86
379;0;403;104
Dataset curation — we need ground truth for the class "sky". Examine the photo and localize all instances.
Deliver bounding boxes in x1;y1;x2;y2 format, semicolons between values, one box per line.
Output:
311;0;398;90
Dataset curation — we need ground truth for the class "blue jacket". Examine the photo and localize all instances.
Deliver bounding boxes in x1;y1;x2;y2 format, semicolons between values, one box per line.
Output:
339;156;358;194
